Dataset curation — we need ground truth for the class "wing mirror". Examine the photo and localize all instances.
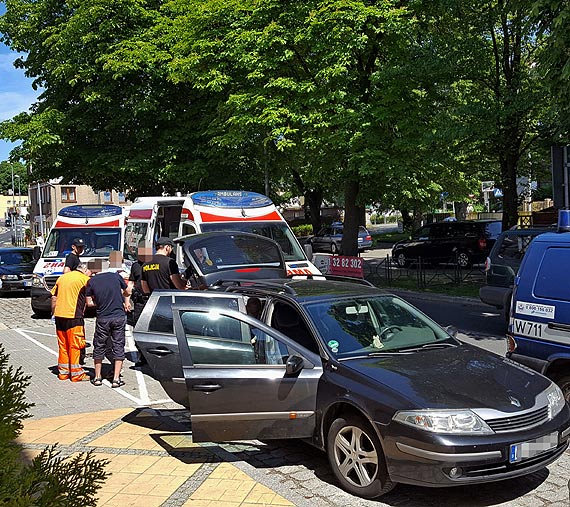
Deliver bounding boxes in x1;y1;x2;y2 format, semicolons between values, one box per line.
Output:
303;242;313;260
444;325;458;338
32;246;42;261
285;355;304;376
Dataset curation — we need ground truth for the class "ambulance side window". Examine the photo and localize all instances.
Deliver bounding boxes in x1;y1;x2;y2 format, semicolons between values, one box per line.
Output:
182;224;197;236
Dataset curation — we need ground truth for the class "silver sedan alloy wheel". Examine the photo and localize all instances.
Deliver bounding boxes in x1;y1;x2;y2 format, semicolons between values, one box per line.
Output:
333;424;379;488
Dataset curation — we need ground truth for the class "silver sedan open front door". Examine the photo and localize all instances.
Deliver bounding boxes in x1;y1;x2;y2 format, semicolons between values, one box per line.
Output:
171;302;323;443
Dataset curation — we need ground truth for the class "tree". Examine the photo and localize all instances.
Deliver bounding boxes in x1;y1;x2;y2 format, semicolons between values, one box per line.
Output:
416;1;550;229
0;160;27;196
534;0;570;139
0;344;109;506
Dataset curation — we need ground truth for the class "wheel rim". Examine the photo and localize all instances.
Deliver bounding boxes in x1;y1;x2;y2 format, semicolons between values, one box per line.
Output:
397;253;406;267
457;253;469;267
333;425;378;488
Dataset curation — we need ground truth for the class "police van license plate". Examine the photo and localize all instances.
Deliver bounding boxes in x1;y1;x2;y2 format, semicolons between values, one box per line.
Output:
512;318;548;339
509;432;558;463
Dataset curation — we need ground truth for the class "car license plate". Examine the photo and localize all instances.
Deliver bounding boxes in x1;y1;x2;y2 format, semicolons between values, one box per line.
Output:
509;432;558;463
23;280;32;287
512;318;548;339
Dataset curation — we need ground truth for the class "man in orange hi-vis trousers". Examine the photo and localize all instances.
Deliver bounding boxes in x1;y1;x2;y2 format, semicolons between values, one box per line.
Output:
51;263;92;381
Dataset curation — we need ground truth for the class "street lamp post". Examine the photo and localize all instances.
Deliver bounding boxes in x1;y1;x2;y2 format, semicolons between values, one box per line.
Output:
10;167;15;245
14;175;21;245
15;175;21;206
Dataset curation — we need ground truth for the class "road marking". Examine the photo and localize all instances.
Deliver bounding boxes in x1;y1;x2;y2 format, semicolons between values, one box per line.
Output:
20;330;59;337
15;329;57;357
15;328;158;407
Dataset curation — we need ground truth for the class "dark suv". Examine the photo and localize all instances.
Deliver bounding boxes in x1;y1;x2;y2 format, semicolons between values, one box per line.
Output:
392;220;502;268
135;277;569;499
479;228;554;321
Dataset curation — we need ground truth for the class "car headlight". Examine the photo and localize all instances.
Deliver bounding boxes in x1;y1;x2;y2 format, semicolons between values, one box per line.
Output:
1;274;18;280
32;275;44;287
545;383;565;419
393;409;494;434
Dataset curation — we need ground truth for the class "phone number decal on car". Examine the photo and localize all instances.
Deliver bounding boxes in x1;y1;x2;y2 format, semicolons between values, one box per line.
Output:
328;256;363;278
515;300;555;319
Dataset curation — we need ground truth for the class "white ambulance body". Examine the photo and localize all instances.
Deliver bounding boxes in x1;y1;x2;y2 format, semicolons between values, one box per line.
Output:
123;190;320;276
30;204;127;315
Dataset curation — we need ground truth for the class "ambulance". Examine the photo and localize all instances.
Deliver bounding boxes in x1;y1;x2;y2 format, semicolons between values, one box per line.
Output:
30;204;127;316
123;190;320;276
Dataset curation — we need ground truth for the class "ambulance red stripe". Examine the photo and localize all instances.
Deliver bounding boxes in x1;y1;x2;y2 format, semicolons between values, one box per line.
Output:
199;211;282;222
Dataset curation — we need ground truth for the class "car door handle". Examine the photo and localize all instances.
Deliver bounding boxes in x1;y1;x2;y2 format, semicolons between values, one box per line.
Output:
147;347;174;356
192;384;223;392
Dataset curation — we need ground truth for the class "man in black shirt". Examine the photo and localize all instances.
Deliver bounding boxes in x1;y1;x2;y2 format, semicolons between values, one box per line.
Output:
141;237;186;292
86;268;130;388
64;238;85;273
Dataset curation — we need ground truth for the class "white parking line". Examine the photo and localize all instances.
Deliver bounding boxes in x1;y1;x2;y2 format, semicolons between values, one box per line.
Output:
15;329;58;357
15;328;157;406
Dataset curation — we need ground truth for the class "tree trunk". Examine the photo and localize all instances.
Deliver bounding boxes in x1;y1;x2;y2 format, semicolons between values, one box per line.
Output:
500;152;520;230
358;205;366;227
454;202;468;220
304;189;323;234
341;179;360;256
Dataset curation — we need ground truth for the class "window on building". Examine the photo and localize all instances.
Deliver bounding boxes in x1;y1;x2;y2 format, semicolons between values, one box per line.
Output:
61;187;76;203
103;191;112;203
118;192;126;204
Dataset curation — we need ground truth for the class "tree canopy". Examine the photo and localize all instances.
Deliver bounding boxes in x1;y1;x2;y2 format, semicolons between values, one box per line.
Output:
0;0;563;249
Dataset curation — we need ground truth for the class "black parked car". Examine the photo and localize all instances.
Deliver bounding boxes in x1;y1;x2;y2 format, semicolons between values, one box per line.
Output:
0;248;36;295
135;278;569;499
392;220;502;268
479;228;554;321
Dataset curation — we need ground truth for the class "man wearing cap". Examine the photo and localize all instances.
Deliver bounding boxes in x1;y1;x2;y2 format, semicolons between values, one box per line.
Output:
141;237;186;292
64;238;85;273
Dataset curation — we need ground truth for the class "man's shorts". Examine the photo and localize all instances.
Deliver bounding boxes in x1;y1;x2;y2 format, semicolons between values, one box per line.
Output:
92;316;127;361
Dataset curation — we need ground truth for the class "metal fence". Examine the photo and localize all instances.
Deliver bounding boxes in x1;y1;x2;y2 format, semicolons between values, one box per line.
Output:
363;254;485;289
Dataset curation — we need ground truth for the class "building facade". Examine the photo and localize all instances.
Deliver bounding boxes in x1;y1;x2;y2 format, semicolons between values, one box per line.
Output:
28;180;130;237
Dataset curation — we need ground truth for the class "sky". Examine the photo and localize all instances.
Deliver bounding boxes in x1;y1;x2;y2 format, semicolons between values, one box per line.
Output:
0;4;38;163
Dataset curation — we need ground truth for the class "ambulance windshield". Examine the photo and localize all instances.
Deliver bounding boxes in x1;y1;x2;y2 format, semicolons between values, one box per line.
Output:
43;229;121;258
201;222;306;261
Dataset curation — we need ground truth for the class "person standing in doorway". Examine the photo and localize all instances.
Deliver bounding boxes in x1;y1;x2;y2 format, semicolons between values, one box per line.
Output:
141;237;186;292
51;263;92;382
64;238;85;273
35;232;45;248
86;257;130;388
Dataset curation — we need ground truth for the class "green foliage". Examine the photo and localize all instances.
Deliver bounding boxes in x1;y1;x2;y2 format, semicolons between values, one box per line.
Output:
0;161;27;196
534;0;570;138
0;0;557;235
291;224;313;237
0;345;109;506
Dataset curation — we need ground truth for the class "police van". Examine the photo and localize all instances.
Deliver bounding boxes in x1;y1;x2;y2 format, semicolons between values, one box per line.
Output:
507;210;570;400
123;190;321;276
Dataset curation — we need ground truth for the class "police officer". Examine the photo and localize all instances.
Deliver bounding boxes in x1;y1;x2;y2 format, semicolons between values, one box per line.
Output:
64;238;85;273
141;237;186;293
